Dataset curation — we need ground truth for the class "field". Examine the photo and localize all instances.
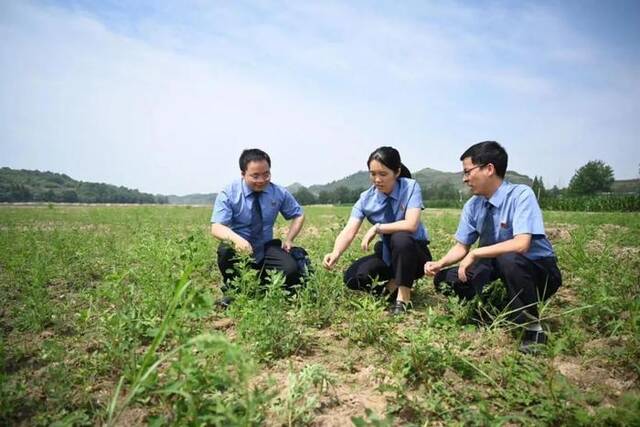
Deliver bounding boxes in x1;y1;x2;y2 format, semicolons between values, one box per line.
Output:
1;205;639;426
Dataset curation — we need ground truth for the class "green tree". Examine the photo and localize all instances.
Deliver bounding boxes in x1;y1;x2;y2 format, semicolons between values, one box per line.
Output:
548;185;562;198
531;176;546;200
317;191;332;204
293;187;317;205
333;186;351;204
422;182;458;200
350;187;366;202
568;160;614;195
62;190;79;203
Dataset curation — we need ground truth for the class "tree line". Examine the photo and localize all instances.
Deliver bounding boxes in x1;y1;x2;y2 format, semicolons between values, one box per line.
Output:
293;160;639;212
0;168;168;204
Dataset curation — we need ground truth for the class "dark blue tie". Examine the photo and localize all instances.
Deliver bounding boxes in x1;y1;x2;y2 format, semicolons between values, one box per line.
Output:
479;201;495;247
251;192;264;263
381;196;395;265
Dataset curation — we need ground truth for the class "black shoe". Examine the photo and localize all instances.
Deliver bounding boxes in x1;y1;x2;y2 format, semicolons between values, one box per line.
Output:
385;289;399;304
216;296;232;309
519;329;547;355
391;300;409;316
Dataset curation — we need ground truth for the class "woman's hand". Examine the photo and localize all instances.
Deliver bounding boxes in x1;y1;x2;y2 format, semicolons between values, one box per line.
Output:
361;224;378;251
323;252;340;270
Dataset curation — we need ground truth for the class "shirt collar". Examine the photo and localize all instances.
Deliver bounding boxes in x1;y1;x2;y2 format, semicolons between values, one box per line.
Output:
241;179;272;198
487;180;509;208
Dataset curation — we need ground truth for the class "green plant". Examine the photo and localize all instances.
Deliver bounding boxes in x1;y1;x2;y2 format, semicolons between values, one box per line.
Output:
231;270;307;362
153;334;271;426
342;295;396;349
272;364;335;426
106;265;194;426
351;408;395;427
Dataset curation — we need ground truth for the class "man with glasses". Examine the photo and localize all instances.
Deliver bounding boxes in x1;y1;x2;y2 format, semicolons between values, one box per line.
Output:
211;148;307;307
424;141;562;354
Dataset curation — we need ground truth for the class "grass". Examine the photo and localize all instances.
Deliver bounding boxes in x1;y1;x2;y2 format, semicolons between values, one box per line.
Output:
0;204;639;425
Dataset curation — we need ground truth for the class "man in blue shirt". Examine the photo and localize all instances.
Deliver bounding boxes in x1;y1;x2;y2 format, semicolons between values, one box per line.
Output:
425;141;561;353
211;149;307;306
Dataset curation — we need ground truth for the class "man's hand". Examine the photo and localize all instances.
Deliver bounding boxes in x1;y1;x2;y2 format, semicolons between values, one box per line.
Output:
361;224;378;251
424;260;444;277
282;239;294;252
235;238;253;254
457;251;477;282
323;252;340;270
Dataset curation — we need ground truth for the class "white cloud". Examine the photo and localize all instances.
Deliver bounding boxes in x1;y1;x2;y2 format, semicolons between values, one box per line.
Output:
1;0;639;196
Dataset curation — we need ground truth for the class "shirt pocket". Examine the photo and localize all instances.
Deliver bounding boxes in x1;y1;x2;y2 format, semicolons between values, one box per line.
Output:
497;219;513;241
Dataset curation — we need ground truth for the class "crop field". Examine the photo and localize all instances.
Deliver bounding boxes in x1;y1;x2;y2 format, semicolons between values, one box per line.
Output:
1;205;639;426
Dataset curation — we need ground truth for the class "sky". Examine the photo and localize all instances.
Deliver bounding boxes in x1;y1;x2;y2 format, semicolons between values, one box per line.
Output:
1;0;639;195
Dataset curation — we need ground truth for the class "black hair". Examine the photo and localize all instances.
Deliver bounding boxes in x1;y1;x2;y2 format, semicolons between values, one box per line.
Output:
239;149;271;172
459;141;508;178
367;146;411;178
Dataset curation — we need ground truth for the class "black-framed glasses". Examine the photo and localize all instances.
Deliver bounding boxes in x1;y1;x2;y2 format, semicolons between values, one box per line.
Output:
462;164;486;177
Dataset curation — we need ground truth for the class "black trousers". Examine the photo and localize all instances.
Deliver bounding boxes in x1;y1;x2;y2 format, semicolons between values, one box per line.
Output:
217;240;303;292
433;253;562;323
344;231;431;292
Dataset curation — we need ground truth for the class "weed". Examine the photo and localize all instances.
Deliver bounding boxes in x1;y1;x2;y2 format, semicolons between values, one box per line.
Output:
1;205;638;425
351;408;395;427
231;269;307;362
272;364;336;426
342;295;397;350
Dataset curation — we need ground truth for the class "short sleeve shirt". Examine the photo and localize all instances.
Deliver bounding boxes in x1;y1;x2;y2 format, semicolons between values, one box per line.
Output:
455;181;555;259
211;179;303;246
351;177;429;241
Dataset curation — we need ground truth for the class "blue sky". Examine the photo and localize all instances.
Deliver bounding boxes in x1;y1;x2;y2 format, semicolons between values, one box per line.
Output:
1;0;639;195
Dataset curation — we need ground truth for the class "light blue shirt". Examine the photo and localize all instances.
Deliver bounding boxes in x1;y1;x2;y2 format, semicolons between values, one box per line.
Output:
351;177;429;242
455;181;555;260
211;179;303;253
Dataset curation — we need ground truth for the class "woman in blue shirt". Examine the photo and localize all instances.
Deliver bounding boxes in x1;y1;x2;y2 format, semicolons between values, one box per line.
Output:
323;147;432;314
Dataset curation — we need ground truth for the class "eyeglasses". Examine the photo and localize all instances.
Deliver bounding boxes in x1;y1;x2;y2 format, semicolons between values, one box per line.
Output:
462;164;486;177
247;171;271;181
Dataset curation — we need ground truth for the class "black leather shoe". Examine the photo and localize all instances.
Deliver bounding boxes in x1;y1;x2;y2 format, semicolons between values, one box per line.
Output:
519;329;547;355
391;300;409;316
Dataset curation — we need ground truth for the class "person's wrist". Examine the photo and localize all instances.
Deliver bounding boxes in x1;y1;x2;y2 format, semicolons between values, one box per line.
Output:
374;223;382;234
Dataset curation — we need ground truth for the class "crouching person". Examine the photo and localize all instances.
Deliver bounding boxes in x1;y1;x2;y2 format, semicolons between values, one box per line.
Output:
425;141;561;354
211;148;309;307
323;146;432;315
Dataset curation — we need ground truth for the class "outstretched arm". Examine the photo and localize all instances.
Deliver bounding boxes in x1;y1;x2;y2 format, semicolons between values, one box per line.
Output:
323;217;362;270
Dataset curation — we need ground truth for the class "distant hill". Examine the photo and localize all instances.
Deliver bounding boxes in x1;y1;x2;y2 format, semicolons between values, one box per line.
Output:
167;193;217;206
0;167;167;204
308;171;371;195
286;182;306;193
302;167;534;196
4;166;635;205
